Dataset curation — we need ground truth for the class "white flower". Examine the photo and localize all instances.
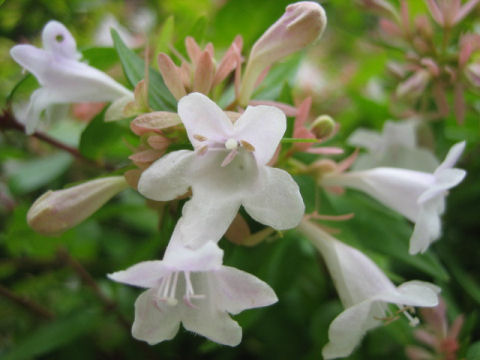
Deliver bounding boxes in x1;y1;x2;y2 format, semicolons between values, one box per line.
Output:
138;92;305;248
298;220;440;359
322;141;466;254
10;20;132;134
348;120;439;172
108;241;277;346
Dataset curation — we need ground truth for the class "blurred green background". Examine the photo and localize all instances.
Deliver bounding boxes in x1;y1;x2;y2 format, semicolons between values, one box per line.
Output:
1;0;479;359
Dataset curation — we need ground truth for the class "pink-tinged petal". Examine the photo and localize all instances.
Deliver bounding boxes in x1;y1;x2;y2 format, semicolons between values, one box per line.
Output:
213;266;277;315
213;35;243;87
454;0;480;24
405;346;435;360
185;36;202;65
425;0;444;25
163;242;223;273
178;93;233;148
294;97;312;128
249;100;298;117
180;273;242;346
307;146;344;155
132;289;181;345
108;261;168;288
193;51;215;94
42;20;79;60
435;141;466;173
243;166;304;230
157;53;187;100
138;150;194;201
234;105;286;165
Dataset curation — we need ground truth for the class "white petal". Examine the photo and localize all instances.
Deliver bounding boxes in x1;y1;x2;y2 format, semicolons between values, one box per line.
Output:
138;150;194;201
435;141;466;173
178;92;233;148
233;105;286;165
132;289;181;345
324;168;435;221
163;241;223;272
243;167;304;230
377;280;440;307
347;128;382;151
180;273;242;346
24;88;52;135
108;261;168;288
409;201;443;254
419;168;466;204
10;45;51;84
41;20;79;60
172;189;241;248
213;266;278;315
322;300;380;359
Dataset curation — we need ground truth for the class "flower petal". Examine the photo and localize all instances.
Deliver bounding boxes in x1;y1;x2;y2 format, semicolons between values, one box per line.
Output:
234;105;286;165
108;261;168;288
409;200;443;254
243;167;304;230
10;45;51;84
138;150;194;201
213;266;278;315
132;289;181;345
377;280;440;307
181;273;242;346
23;88;52;135
163;241;223;272
347;128;382;152
178;92;233;148
435;141;465;173
322;300;379;359
419;168;466;204
41;20;79;60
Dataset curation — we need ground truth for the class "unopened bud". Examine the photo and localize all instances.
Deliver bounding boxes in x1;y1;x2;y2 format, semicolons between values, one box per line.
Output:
27;176;128;236
310;115;335;139
396;70;430;99
239;1;327;105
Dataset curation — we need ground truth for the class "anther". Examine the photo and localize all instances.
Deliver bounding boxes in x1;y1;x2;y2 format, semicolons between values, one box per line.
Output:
193;134;207;141
240;140;255;152
197;144;208;155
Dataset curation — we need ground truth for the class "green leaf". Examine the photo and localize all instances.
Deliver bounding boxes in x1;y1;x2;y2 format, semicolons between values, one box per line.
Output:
111;29;177;111
1;310;101;360
81;47;120;71
8;153;73;195
155;16;175;55
79;110;135;160
467;342;480;360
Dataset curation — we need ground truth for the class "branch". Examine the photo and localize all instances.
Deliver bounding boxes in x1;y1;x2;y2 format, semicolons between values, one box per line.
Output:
0;283;54;320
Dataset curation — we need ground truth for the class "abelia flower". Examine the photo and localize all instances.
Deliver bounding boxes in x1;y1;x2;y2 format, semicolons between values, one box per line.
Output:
298;220;440;359
109;241;277;346
138;92;305;248
322;142;466;254
348;120;439;172
10;20;132;134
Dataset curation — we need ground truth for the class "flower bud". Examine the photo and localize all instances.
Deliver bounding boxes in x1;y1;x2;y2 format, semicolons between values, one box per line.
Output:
310;115;335;139
27;176;128;236
239;1;327;105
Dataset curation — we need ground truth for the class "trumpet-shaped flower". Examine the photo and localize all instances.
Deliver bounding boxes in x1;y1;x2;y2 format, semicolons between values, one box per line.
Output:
138;92;304;248
109;241;277;346
298;220;440;359
322;142;466;254
10;20;132;134
348;120;439;172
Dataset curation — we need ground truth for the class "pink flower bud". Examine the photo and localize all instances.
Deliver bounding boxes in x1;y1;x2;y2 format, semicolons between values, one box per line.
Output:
27;177;128;235
239;1;327;105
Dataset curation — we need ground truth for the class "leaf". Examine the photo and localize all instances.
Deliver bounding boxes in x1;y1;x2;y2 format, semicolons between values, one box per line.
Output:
79;110;136;160
2;310;101;360
467;342;480;360
81;47;120;71
155;16;175;55
8;153;73;195
111;29;177;112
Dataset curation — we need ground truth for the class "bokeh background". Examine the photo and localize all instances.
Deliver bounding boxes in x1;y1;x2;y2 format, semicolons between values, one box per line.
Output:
1;0;479;359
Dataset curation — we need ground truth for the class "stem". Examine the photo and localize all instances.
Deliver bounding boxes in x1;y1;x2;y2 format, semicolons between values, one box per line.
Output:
0;107;108;170
0;283;54;320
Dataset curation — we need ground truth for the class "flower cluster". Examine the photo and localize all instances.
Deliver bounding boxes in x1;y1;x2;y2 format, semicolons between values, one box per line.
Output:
8;1;470;358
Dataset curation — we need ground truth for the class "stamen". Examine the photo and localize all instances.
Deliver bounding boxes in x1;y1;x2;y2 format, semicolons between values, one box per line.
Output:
240;140;255;152
225;138;238;150
193;134;207;141
197;144;208;155
182;271;205;308
221;148;238;167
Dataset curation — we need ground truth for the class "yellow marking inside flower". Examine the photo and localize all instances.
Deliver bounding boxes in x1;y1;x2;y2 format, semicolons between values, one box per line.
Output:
193;134;207;142
240;140;255;152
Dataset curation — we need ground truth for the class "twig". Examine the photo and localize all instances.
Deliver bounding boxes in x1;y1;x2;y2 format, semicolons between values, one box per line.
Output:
56;248;130;329
0;107;109;170
0;283;54;320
